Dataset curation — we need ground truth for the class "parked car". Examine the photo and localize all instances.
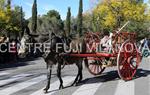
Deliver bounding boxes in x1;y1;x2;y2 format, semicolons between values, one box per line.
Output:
139;39;150;57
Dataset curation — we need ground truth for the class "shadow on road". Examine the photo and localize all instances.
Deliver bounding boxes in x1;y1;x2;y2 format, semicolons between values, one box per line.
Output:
0;57;40;71
76;71;119;86
75;69;150;86
135;68;150;79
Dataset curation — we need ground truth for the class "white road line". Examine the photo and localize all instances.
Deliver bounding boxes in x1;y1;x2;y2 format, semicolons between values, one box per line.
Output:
114;80;134;95
147;56;150;95
149;75;150;95
72;82;102;95
0;74;32;86
0;72;9;76
30;76;75;95
0;75;46;95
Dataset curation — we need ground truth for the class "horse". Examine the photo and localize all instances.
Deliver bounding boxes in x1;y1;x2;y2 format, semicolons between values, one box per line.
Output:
18;32;86;93
43;33;86;93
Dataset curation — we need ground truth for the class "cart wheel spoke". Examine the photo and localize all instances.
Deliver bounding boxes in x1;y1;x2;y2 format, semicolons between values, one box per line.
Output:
93;65;97;73
99;65;102;70
96;65;99;74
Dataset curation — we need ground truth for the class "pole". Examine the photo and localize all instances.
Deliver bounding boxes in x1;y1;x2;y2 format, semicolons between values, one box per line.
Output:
117;21;130;33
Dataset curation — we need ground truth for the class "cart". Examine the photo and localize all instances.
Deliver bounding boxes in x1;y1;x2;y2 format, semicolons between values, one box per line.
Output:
61;31;142;81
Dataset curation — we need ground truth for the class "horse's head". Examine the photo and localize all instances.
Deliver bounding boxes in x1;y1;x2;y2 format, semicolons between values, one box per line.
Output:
50;33;64;53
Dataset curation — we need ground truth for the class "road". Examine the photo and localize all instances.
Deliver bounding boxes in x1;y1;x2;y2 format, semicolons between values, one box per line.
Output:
0;57;149;95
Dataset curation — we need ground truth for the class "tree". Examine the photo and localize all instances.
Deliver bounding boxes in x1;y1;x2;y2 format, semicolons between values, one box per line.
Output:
0;0;25;38
29;10;64;36
0;7;8;31
136;0;143;3
8;6;25;39
0;0;6;21
66;7;71;37
20;7;24;37
94;0;147;29
43;10;64;35
20;7;23;30
6;0;11;17
5;0;11;37
0;0;5;9
31;0;37;33
93;0;149;39
77;0;83;37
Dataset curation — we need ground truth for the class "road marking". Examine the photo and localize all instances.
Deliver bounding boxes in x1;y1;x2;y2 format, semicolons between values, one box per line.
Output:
0;72;9;76
0;75;46;95
114;80;134;95
0;74;32;86
147;56;150;95
72;81;102;95
30;76;75;95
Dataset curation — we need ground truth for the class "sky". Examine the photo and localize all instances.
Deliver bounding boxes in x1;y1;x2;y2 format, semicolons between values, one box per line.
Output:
12;0;149;20
12;0;94;20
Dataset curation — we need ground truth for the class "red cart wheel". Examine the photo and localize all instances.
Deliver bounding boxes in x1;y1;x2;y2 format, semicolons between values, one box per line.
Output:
85;58;105;75
117;40;141;80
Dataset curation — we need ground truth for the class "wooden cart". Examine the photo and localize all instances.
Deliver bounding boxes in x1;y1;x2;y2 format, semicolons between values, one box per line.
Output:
62;32;141;81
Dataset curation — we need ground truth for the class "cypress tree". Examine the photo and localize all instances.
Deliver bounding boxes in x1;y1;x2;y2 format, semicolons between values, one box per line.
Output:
6;0;11;37
136;0;143;3
7;0;11;18
77;0;83;37
66;7;71;37
7;0;11;10
32;0;37;33
20;7;24;36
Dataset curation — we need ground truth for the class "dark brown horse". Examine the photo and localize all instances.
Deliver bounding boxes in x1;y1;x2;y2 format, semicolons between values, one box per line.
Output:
43;33;86;93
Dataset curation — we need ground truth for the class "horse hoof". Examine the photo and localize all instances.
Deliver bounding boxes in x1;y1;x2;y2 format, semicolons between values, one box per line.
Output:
71;83;76;86
59;86;64;90
43;90;48;93
43;89;48;93
77;80;82;84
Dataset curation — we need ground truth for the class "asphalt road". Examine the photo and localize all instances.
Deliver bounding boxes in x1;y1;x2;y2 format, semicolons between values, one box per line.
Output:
0;57;149;95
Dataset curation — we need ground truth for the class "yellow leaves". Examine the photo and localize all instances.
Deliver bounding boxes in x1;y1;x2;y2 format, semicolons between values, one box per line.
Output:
0;8;10;23
123;3;147;21
103;11;116;27
111;1;122;8
0;9;5;19
93;0;148;29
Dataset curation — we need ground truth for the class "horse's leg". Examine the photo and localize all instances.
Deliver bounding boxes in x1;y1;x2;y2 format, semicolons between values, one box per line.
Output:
71;61;81;86
57;63;64;89
77;60;83;83
71;72;79;86
43;64;52;93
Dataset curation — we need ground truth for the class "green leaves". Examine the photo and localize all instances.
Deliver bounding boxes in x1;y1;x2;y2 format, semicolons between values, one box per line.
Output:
29;10;64;36
0;0;25;38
